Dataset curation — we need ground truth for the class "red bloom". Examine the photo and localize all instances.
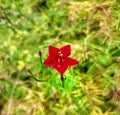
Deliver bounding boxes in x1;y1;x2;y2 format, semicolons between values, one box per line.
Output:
43;45;79;74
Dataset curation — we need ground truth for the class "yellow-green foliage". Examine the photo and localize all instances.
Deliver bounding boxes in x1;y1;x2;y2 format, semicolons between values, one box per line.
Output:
0;0;120;115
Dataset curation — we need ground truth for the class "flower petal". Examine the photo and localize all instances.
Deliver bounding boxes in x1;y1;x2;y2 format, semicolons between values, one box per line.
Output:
54;62;68;74
64;57;79;66
60;45;70;57
43;56;57;68
49;45;58;58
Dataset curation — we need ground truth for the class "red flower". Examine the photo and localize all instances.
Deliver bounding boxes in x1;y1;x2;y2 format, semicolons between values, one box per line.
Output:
43;45;79;74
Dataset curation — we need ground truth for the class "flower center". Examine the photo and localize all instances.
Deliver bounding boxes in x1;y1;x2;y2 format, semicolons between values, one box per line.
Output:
58;51;64;63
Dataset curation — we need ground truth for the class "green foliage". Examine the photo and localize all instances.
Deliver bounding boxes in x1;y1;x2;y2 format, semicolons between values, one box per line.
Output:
0;0;120;115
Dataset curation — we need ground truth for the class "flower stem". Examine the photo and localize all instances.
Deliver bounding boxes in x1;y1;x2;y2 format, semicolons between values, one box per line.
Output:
39;50;43;76
28;70;46;82
60;74;64;87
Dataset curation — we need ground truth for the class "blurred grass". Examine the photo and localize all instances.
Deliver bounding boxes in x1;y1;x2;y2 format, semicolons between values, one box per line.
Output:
0;0;120;115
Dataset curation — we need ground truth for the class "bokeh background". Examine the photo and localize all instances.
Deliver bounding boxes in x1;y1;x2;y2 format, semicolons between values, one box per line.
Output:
0;0;120;115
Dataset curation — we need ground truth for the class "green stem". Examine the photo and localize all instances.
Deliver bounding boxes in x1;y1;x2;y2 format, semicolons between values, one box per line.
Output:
39;50;43;76
60;74;64;87
28;70;46;82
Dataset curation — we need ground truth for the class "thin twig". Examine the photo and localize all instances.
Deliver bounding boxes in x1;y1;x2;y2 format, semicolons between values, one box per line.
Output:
6;73;20;115
0;6;14;26
85;86;93;107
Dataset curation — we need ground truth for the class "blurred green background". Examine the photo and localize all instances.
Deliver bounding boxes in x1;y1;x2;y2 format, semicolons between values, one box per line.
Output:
0;0;120;115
